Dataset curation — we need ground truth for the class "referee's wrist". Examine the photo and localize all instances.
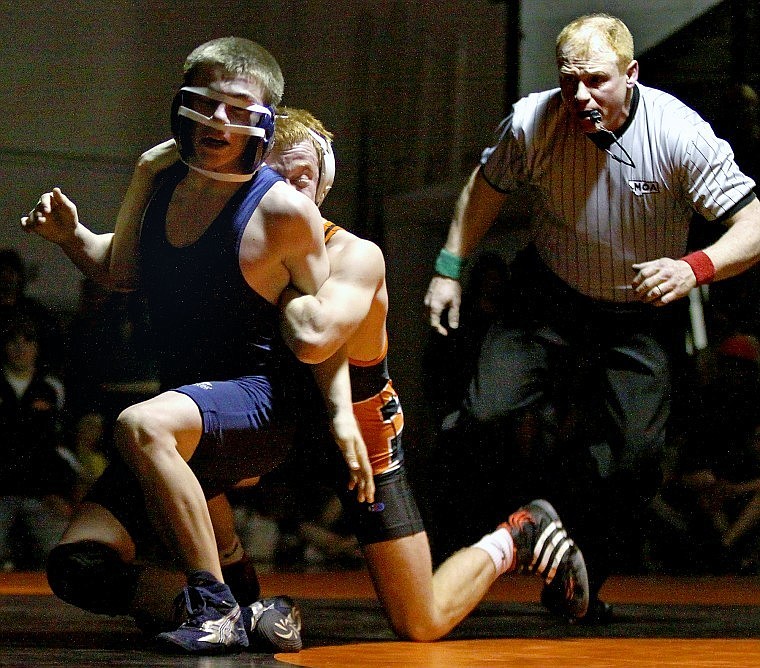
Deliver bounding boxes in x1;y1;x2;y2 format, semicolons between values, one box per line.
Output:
681;250;715;285
435;248;467;280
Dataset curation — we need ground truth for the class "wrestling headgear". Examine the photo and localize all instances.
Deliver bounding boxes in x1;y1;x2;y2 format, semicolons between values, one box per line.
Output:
171;86;275;182
306;128;335;206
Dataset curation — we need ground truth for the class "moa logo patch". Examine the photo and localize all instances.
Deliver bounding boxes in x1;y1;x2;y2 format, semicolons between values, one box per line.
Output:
628;180;660;196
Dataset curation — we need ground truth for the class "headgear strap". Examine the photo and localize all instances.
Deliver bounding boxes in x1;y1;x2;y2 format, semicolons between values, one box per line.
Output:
306;128;335;206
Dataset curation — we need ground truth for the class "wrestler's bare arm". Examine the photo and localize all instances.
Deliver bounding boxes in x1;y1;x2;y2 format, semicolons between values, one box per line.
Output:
310;345;375;503
110;139;179;290
279;234;382;501
241;184;330;304
281;236;384;364
22;189;114;286
21;139;178;290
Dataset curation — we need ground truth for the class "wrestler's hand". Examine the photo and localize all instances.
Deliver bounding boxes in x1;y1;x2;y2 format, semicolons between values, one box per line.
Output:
632;257;697;305
424;275;462;335
21;188;79;246
330;412;375;504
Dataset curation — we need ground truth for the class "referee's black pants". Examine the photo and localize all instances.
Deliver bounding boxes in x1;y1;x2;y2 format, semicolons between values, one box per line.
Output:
461;254;685;598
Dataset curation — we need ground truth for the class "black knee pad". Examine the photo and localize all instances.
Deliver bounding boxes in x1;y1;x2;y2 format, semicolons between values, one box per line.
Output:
47;541;139;616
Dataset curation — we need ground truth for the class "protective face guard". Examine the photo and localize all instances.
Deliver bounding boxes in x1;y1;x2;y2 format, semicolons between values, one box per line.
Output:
171;86;275;182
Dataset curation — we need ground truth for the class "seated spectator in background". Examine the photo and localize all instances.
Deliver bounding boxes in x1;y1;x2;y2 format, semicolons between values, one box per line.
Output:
64;278;158;465
0;314;78;570
70;412;108;501
654;333;760;573
0;248;64;374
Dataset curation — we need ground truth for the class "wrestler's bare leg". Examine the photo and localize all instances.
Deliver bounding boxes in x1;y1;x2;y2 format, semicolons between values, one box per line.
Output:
114;391;222;581
362;531;498;641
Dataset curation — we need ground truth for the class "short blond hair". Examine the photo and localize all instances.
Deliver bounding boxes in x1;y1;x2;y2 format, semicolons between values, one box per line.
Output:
183;37;284;106
274;106;333;153
556;13;634;72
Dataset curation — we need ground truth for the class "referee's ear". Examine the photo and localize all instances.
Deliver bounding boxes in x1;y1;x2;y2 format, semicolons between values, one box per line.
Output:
625;60;639;88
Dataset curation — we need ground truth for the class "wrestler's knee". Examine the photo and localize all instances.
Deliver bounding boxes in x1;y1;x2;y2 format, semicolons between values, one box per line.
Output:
47;541;139;616
388;613;445;642
114;402;171;463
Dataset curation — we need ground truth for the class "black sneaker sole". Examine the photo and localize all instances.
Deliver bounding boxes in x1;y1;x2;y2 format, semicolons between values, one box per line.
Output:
249;608;302;653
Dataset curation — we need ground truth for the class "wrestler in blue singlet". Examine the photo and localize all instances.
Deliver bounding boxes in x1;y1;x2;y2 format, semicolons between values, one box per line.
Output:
85;164;295;537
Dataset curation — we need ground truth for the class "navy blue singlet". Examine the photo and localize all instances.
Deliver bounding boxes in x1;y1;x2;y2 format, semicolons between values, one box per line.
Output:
139;163;283;390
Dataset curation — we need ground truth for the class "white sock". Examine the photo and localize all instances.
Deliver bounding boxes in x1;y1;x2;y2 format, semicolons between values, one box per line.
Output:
472;527;514;576
219;535;245;567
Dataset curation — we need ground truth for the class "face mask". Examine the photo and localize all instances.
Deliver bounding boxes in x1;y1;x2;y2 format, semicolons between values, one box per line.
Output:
171;86;275;181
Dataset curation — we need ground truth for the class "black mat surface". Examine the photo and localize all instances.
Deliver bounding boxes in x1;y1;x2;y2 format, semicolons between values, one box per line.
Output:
0;595;758;666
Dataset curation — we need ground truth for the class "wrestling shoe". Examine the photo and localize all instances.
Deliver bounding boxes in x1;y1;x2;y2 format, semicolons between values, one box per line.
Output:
242;595;302;652
502;499;589;620
156;570;248;654
542;587;614;625
222;554;261;606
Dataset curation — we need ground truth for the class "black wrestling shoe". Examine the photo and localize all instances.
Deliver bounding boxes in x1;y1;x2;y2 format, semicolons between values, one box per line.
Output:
222;554;261;606
243;596;302;653
502;499;589;620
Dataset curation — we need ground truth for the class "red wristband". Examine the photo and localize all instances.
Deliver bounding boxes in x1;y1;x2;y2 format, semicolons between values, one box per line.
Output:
681;250;715;285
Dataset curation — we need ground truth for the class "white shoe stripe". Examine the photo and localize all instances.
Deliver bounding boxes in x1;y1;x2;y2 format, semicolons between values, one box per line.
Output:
198;604;242;646
536;528;567;575
530;520;562;571
544;538;572;585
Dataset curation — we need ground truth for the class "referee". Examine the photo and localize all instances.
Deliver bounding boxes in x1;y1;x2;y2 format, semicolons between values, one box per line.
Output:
425;13;760;622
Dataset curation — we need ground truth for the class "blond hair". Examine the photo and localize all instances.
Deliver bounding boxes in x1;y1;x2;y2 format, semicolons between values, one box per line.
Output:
556;13;634;72
274;106;333;152
183;37;284;106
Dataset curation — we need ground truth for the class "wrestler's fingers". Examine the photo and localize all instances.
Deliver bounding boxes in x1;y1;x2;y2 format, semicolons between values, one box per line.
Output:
36;191;54;214
51;187;76;211
352;440;375;504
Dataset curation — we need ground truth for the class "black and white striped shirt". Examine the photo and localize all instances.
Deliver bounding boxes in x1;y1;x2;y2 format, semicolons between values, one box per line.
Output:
481;84;756;302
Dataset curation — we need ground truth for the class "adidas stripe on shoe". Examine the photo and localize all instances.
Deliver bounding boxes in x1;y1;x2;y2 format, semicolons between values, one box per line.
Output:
502;499;589;619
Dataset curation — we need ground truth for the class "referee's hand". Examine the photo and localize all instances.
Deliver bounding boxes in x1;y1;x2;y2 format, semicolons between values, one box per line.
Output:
632;257;697;305
425;276;462;335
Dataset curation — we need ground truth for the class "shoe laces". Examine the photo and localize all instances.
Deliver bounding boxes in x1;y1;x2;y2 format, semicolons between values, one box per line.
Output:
178;586;209;623
506;508;535;531
178;582;234;627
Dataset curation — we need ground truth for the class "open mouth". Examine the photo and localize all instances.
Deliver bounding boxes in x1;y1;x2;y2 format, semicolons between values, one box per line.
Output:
199;135;229;149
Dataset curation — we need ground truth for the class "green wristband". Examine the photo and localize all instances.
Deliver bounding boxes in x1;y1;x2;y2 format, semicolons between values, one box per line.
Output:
435;248;466;280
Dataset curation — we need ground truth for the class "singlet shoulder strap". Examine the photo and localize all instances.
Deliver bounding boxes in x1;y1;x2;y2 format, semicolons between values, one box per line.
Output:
323;219;344;242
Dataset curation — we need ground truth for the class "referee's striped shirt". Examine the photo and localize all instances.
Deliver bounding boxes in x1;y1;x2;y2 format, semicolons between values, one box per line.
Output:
481;84;756;303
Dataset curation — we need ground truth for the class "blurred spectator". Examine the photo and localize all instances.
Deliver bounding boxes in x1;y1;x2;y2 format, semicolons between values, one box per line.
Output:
64;278;158;463
652;333;760;573
236;462;363;571
0;248;64;373
0;314;77;570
